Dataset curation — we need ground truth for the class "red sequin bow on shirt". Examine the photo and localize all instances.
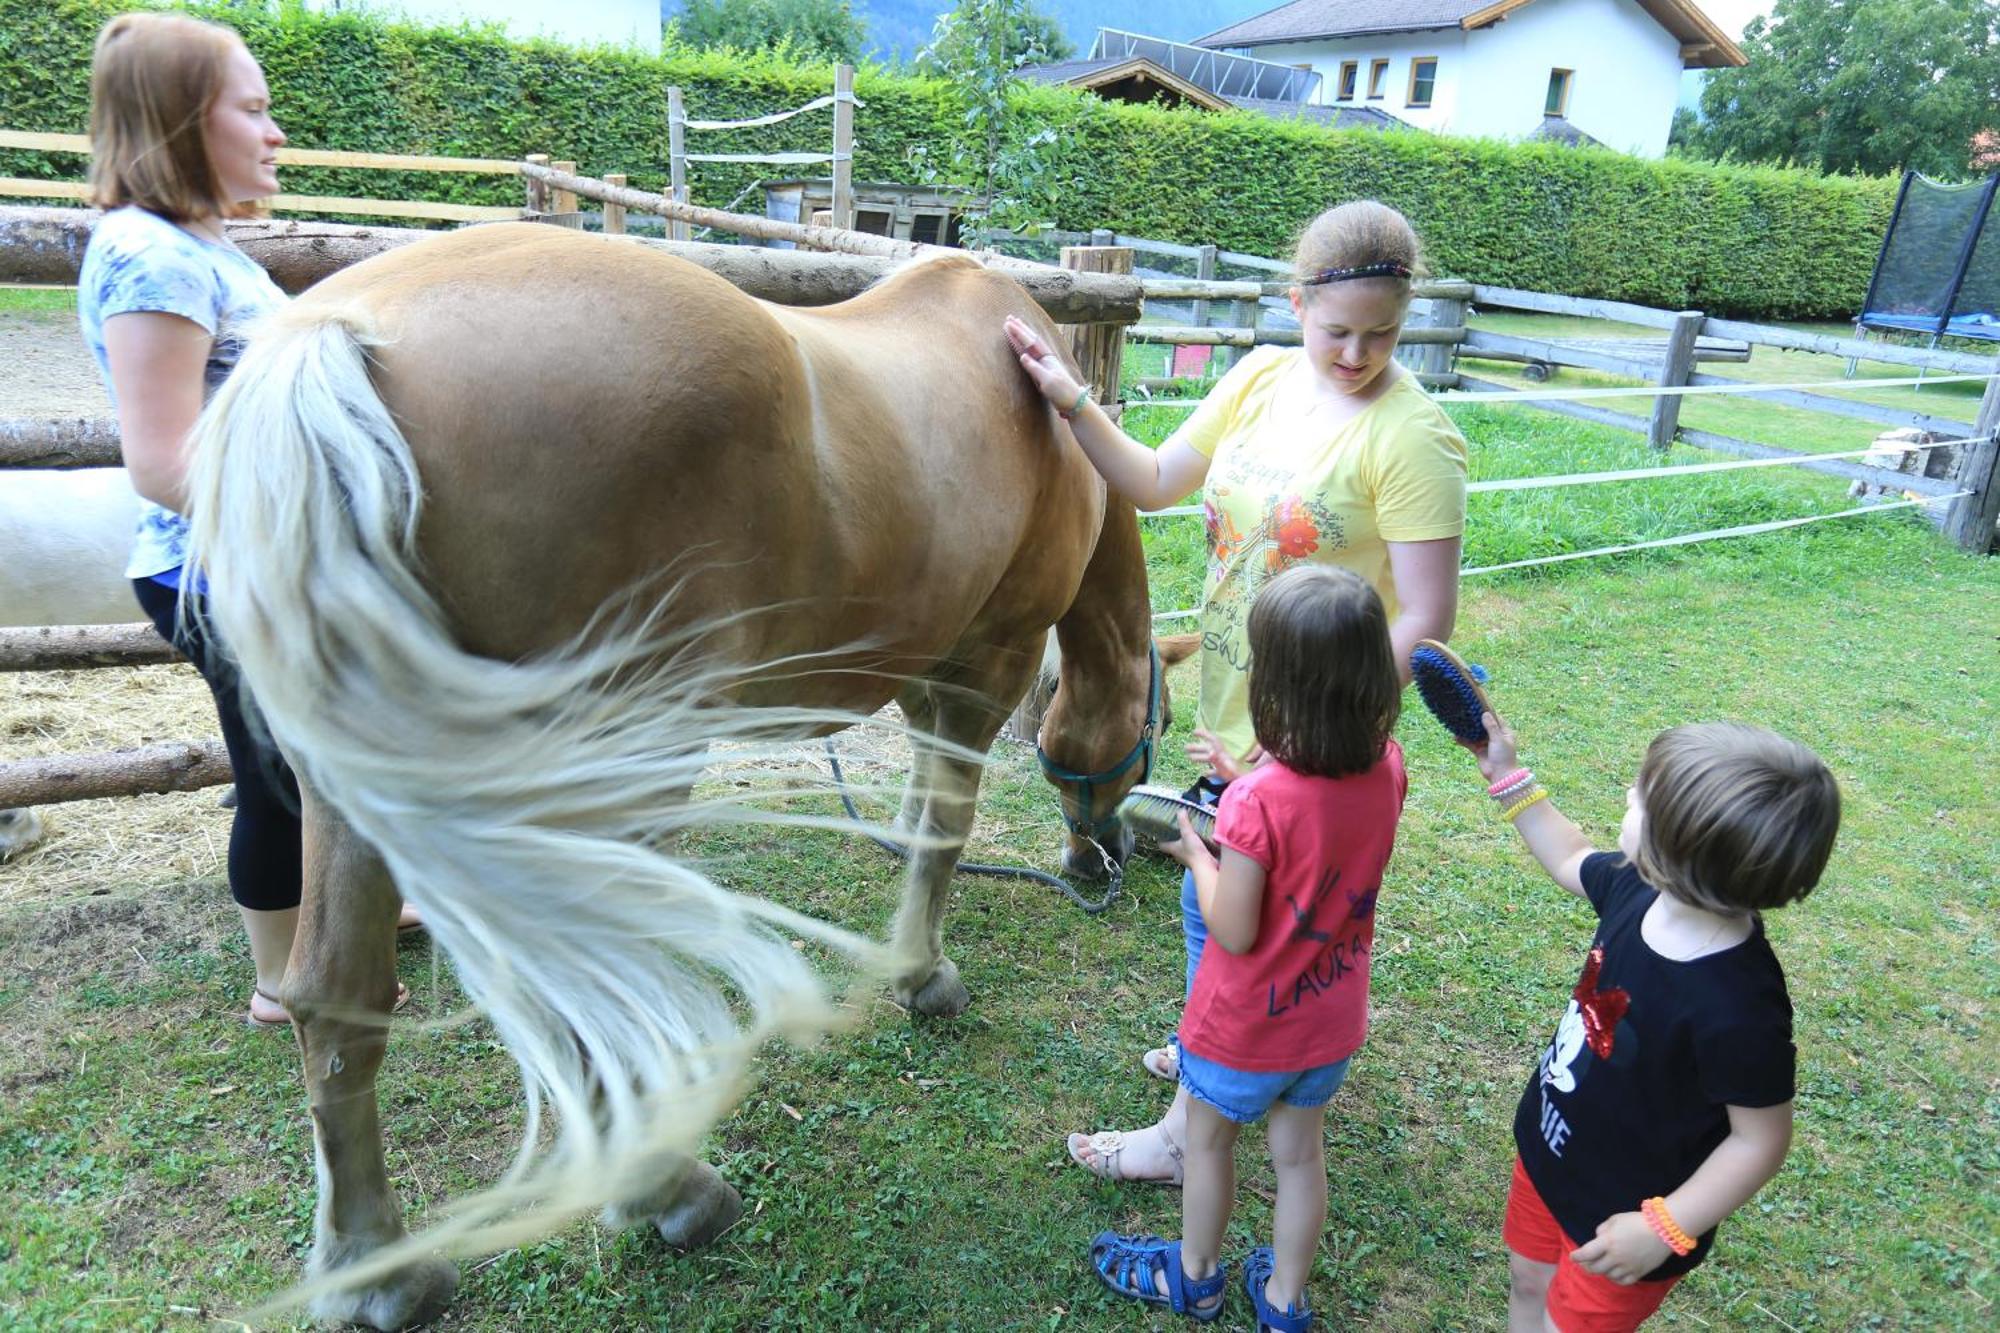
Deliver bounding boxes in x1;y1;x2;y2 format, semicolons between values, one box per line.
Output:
1572;946;1630;1060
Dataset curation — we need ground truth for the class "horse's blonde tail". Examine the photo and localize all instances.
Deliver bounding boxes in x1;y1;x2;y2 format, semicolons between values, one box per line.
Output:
184;306;901;1287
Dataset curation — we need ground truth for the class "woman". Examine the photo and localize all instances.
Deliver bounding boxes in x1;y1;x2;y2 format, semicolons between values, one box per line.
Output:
1005;200;1468;1183
78;11;411;1029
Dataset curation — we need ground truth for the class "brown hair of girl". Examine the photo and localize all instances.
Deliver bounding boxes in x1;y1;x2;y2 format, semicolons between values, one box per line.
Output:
1292;200;1427;293
1633;723;1840;915
1246;565;1401;779
88;12;252;223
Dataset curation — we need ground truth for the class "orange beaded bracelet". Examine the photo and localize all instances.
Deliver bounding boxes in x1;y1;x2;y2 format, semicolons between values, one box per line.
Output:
1641;1197;1696;1256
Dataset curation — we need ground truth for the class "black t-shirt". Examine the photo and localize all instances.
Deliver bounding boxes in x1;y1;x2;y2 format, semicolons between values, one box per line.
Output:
1513;853;1795;1280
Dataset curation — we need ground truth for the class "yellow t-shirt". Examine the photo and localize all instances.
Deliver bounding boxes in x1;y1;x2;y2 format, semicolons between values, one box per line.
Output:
1172;347;1468;759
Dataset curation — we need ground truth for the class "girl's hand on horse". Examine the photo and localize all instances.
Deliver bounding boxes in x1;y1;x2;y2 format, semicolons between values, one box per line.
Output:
1186;727;1259;783
1004;314;1084;407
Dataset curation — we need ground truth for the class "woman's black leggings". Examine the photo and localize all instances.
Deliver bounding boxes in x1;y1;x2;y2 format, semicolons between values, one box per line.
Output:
132;576;302;911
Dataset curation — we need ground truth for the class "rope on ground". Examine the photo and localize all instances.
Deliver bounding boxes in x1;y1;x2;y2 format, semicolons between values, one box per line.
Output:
823;742;1122;915
683;93;861;131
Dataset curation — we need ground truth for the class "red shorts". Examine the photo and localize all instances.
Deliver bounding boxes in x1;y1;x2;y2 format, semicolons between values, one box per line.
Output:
1503;1157;1680;1332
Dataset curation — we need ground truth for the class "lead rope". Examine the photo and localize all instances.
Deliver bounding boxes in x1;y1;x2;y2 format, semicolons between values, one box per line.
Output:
824;742;1122;915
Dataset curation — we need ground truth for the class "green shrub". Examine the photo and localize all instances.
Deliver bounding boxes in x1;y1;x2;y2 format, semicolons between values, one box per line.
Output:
1;0;1895;318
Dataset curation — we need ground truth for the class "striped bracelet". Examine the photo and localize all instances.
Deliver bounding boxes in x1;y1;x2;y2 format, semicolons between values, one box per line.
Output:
1641;1197;1696;1256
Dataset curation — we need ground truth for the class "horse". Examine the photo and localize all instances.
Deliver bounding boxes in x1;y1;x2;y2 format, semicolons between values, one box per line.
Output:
183;222;1158;1328
0;467;145;859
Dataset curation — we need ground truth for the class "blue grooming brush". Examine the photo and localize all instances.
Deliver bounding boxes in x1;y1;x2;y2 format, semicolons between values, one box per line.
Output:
1410;638;1494;744
1116;784;1218;847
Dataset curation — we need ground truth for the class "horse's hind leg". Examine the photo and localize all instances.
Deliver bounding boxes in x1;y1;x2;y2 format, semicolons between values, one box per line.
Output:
289;787;458;1331
888;647;1040;1017
602;1156;744;1250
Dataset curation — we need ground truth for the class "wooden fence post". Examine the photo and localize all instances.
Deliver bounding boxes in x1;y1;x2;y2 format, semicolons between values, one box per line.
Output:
1942;368;2000;552
549;161;579;227
1004;243;1135;746
667;86;690;242
602;173;626;235
523;153;549;215
832;63;855;232
1402;293;1466;379
1648;310;1704;450
1191;243;1217;330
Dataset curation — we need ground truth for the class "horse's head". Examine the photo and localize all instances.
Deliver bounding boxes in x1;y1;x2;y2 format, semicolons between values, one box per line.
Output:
1035;632;1202;880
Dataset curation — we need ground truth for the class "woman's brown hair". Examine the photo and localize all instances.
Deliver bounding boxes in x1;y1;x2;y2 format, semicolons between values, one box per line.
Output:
1633;722;1840;915
88;12;252;223
1246;565;1401;778
1292;200;1428;289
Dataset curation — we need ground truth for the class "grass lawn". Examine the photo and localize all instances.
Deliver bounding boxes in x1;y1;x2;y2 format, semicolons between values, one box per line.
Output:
0;285;78;314
1459;311;1991;457
1;332;1996;1330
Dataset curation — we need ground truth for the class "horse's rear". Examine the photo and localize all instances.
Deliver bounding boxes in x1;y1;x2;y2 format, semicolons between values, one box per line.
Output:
185;225;1145;1327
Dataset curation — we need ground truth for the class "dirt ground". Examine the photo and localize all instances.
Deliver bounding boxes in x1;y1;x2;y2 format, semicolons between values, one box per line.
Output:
0;307;104;416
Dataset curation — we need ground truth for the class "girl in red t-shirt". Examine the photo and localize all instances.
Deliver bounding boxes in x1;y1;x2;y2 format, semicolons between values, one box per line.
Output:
1088;566;1407;1331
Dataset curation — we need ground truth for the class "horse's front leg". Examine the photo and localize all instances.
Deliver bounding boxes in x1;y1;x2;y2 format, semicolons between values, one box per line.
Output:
888;656;1037;1017
290;787;458;1331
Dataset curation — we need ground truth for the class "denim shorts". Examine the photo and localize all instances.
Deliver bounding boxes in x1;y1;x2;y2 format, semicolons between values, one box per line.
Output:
1177;1046;1352;1124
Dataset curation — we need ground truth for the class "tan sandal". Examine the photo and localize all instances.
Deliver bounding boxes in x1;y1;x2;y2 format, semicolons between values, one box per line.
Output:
1141;1045;1179;1083
245;982;411;1029
1066;1127;1185;1187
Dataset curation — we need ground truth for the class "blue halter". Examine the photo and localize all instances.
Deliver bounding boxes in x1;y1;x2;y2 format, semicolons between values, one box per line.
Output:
1036;642;1162;840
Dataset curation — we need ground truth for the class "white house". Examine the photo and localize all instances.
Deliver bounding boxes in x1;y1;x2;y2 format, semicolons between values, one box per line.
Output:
306;1;661;54
1195;0;1745;158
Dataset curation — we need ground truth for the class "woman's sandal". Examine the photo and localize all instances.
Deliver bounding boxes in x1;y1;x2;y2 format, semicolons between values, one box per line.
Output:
1141;1045;1179;1082
246;982;412;1030
1066;1126;1185;1186
1089;1232;1226;1322
1242;1245;1314;1332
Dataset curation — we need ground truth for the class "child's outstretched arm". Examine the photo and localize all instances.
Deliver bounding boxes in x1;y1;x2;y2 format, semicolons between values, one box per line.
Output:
1165;813;1265;954
1571;1101;1794;1284
1465;711;1593;898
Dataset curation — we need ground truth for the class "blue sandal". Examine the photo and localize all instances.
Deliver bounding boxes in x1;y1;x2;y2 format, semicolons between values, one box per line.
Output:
1243;1245;1313;1332
1089;1232;1227;1322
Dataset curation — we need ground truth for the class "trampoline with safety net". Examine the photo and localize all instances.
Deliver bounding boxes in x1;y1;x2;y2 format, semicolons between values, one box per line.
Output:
1855;170;2000;348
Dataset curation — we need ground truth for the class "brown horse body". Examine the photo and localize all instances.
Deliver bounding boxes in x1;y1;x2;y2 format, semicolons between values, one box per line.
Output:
187;224;1156;1327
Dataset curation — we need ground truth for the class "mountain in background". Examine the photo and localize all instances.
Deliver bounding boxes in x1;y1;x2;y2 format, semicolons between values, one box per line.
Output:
662;3;1281;64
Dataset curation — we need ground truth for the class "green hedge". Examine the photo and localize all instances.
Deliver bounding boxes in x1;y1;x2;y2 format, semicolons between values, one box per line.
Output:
1;0;1896;318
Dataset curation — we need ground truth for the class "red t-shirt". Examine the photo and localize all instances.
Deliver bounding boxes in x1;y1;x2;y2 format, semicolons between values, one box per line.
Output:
1177;742;1406;1073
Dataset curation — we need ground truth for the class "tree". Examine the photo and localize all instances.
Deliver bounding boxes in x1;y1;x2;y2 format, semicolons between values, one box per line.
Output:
908;0;1078;242
671;0;868;64
913;0;1074;76
1692;0;2000;177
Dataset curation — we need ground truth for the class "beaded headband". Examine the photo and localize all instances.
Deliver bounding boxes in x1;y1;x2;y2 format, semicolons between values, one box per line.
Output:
1301;261;1413;285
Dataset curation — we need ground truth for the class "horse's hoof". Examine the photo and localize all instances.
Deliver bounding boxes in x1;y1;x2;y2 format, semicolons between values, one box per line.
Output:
895;957;970;1018
0;807;46;861
307;1254;459;1331
609;1159;743;1251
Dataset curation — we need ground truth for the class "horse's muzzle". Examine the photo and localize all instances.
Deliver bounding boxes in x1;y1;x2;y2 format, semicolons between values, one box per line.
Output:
1061;823;1135;880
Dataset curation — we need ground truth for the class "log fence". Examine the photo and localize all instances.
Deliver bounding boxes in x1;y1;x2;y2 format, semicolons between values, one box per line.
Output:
7;164;1999;813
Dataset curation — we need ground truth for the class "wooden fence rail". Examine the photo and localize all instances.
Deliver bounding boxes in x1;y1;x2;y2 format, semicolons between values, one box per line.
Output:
0;204;1142;325
0;624;182;672
0;741;229;808
0;129;520;223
